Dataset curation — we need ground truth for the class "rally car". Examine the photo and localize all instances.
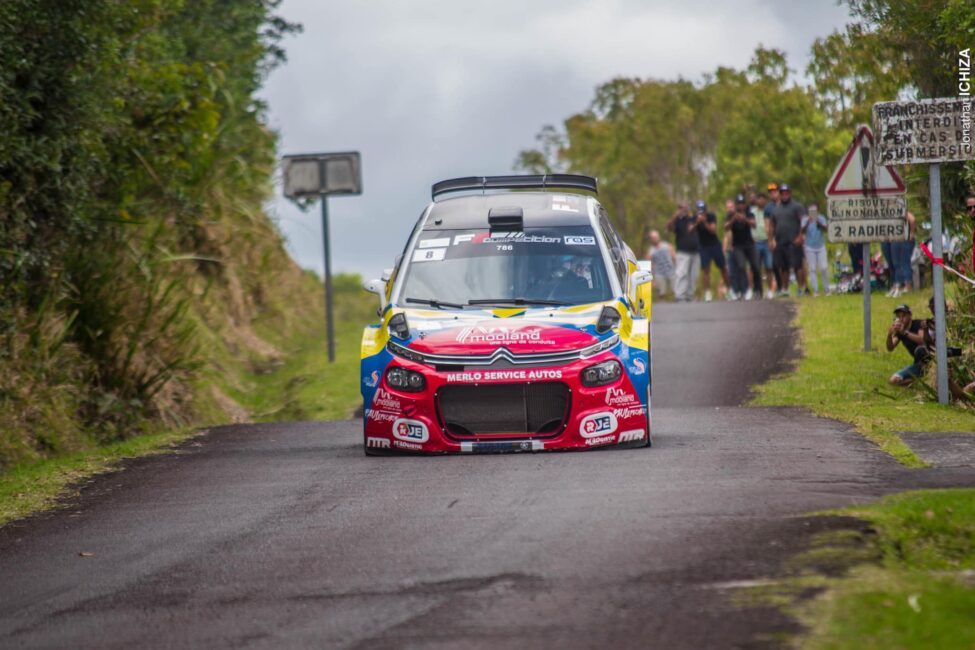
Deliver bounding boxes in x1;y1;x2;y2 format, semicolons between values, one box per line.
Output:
360;174;652;454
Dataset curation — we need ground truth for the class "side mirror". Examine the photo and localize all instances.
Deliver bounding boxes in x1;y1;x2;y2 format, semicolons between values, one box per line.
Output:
629;269;653;314
363;277;388;314
636;260;651;273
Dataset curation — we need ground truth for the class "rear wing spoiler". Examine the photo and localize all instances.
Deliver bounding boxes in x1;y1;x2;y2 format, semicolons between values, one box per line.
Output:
431;174;597;200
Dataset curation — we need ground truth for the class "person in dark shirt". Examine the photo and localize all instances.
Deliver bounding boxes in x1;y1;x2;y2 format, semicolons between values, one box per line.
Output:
694;200;729;302
886;304;926;385
768;183;808;297
725;194;762;299
666;202;701;302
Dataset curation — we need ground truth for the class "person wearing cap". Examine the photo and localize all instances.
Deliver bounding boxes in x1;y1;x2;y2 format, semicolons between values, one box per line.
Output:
694;199;729;302
768;183;808;297
886;304;926;385
800;204;830;296
666;201;701;302
725;194;762;299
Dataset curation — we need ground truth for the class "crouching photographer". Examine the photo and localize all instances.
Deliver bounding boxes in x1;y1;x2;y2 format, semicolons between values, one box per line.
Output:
887;299;963;389
886;304;926;386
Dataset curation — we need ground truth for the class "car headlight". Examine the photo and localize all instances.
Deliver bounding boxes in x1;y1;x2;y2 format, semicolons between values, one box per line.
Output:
581;359;622;387
385;366;426;392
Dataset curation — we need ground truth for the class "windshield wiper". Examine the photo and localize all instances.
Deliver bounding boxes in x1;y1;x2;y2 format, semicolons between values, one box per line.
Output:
467;298;569;307
404;297;466;310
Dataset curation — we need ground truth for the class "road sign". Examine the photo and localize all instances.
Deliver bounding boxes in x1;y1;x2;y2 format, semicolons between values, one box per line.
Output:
873;98;975;165
826;196;908;243
825;125;907;244
283;152;362;199
282;151;363;363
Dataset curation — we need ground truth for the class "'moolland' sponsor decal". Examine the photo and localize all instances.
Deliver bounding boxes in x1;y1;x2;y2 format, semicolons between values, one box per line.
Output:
579;412;618;439
393;418;429;443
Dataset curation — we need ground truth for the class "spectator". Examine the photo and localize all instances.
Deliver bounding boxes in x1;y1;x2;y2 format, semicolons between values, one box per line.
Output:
768;183;807;297
801;204;829;296
888;211;917;297
666;202;701;302
848;242;865;277
965;194;975;274
647;229;676;299
885;304;926;386
725;194;762;299
753;192;777;298
695;200;729;302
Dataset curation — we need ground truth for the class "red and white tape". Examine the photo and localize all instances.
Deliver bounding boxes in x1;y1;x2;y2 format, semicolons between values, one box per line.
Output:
919;242;975;286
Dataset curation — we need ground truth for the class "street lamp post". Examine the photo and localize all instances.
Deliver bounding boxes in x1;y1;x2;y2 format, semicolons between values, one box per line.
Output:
282;151;362;362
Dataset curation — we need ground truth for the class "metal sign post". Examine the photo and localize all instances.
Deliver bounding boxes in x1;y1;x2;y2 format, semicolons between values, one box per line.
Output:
928;164;949;404
283;152;363;362
863;245;871;351
825;125;907;353
874;97;974;405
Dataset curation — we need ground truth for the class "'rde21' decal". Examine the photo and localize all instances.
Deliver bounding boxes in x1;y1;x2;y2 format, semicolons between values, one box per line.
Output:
579;412;618;439
393;418;429;443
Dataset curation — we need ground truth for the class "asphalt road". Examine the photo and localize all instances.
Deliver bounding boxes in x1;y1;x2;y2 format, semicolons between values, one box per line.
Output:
1;300;970;649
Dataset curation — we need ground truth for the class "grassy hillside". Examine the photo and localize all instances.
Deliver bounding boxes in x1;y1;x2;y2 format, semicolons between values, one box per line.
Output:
0;2;374;481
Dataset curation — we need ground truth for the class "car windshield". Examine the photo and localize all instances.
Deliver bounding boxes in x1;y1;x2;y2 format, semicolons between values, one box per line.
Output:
398;227;614;307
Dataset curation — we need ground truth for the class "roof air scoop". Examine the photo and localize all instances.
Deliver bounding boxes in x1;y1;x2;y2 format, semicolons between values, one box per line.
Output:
488;206;524;231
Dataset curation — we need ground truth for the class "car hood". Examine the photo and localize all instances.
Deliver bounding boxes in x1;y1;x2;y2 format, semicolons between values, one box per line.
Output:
395;303;612;355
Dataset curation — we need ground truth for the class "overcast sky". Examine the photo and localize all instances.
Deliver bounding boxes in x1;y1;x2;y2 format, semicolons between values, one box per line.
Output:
260;0;852;279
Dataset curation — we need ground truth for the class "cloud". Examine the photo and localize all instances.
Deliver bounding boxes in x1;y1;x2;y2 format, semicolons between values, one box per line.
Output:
261;0;850;277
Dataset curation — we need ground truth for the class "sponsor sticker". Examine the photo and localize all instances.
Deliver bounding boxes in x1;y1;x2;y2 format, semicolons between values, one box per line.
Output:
564;235;595;246
612;406;647;420
367;410;398;423
393;418;429;443
604;387;637;407
412;248;446;263
364;370;380;388
372;388;401;411
585;434;616;446
366;437;391;449
552;195;580;213
418;237;450;248
631;358;646;375
455;326;554;346
445;369;563;382
618;429;646;443
580;412;618;438
393;440;423;451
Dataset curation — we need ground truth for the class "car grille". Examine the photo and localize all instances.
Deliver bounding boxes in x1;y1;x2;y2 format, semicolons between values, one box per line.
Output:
437;383;570;438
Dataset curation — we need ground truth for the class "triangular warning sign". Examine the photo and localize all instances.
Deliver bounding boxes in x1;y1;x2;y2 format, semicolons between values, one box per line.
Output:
825;125;905;196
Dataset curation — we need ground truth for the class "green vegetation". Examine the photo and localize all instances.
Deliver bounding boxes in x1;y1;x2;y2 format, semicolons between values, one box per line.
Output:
0;2;378;520
0;426;198;526
517;0;975;407
750;490;975;649
753;290;974;466
0;274;374;525
222;274;376;423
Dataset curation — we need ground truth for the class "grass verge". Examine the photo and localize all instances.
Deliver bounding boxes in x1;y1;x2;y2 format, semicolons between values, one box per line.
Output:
752;289;974;466
0;274;377;527
738;490;975;649
0;427;198;526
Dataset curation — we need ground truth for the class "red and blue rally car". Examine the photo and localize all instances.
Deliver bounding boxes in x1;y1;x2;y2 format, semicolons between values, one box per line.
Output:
360;174;652;454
